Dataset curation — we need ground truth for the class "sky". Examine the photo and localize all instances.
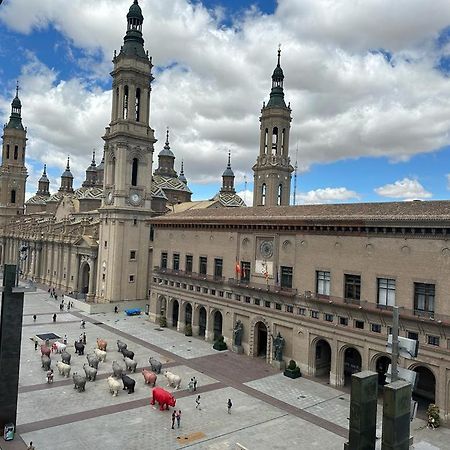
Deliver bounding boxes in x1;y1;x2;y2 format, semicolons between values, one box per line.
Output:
1;0;450;205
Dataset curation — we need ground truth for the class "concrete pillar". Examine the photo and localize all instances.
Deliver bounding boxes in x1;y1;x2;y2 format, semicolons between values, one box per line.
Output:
205;308;213;342
330;342;343;387
345;371;378;450
177;302;186;333
192;304;200;335
381;380;411;450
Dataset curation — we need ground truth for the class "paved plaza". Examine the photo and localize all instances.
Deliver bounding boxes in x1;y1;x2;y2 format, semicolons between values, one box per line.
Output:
1;288;450;449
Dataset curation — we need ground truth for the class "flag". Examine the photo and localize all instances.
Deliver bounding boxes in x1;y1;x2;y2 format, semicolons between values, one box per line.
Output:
262;262;269;281
235;260;241;275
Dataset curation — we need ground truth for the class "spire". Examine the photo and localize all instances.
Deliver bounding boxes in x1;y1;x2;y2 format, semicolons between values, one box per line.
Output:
59;156;74;192
267;46;286;108
119;0;147;59
221;150;235;193
178;159;187;184
158;127;175;158
6;82;24;130
83;149;97;187
37;164;50;196
39;164;48;181
91;149;96;166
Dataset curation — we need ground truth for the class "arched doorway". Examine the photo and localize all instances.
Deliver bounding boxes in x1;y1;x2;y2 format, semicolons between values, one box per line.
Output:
80;263;90;295
315;339;332;379
213;310;223;340
375;355;391;386
255;321;268;358
344;347;362;386
172;300;179;327
185;303;192;325
412;365;436;409
199;307;207;337
157;295;167;317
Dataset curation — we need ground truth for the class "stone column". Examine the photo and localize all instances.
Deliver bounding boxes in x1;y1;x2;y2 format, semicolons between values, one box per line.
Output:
177;302;186;333
86;259;96;303
205;308;212;342
381;380;411;450
345;370;378;450
192;304;200;336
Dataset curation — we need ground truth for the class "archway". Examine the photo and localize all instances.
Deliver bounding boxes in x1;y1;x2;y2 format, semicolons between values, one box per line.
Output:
213;310;223;340
412;365;436;409
375;355;391;386
344;347;362;386
255;321;268;358
315;339;332;379
157;295;167;317
80;263;90;295
185;303;192;325
172;300;179;327
199;307;207;337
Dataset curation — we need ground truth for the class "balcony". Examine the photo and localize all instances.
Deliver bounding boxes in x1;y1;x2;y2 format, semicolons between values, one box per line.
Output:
228;278;298;297
154;266;225;284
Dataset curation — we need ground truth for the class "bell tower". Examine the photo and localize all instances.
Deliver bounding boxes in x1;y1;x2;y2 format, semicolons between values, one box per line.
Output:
253;49;293;207
96;0;156;303
0;85;28;224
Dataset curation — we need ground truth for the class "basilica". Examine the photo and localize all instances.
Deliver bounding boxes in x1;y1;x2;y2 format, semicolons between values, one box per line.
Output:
1;0;449;420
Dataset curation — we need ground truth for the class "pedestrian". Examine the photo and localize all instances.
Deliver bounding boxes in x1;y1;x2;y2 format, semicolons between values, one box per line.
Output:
59;303;63;311
171;411;176;429
62;293;64;300
55;294;58;302
188;378;194;392
67;303;70;311
33;314;37;322
70;301;74;308
63;334;67;345
34;339;38;351
227;398;232;414
195;394;201;410
193;376;198;392
27;442;35;450
83;332;87;345
52;313;57;322
79;333;83;342
176;410;181;428
114;306;118;313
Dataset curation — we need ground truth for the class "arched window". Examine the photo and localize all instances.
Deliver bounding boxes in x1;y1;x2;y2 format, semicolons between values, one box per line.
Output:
6;145;9;159
131;158;138;186
272;127;278;155
123;85;129;119
115;88;119;119
111;157;116;185
10;190;16;204
281;129;285;155
261;183;266;206
14;145;18;160
277;184;282;206
135;88;141;122
264;128;268;154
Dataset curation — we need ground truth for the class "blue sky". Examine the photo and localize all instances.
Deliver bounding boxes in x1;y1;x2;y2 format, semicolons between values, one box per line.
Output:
1;0;450;205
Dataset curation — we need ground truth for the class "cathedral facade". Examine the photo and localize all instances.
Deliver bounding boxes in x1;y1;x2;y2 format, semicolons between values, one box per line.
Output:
1;0;449;420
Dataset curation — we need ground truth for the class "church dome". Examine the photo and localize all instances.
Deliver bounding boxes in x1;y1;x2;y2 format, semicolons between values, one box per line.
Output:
127;0;143;21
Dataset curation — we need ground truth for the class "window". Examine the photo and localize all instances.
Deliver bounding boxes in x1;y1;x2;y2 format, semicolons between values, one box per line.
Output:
10;190;16;204
272;127;278;155
170;281;174;286
160;252;168;269
173;253;180;271
286;305;293;313
235;294;241;301
414;283;435;314
189;285;194;291
14;145;18;160
129;275;135;283
196;286;201;292
387;327;393;335
275;303;282;310
427;335;440;346
123;85;129;119
371;323;382;333
202;287;208;294
185;255;193;273
130;250;136;260
355;320;364;329
344;274;361;300
131;158;138;186
324;313;333;322
377;278;395;306
182;283;186;289
102;274;105;281
219;290;224;297
226;292;232;299
149;225;154;241
210;289;216;296
104;240;108;249
133;218;137;226
261;183;266;206
316;271;330;295
135;87;141;121
244;296;251;303
277;184;282;206
311;310;319;319
339;317;348;326
214;258;223;278
199;256;207;275
280;266;293;289
176;282;180;288
241;261;250;282
297;307;306;316
408;331;419;341
254;298;261;305
265;300;271;308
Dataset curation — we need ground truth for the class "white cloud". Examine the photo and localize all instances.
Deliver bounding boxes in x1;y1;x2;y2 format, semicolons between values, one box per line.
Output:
1;0;450;195
236;189;253;206
296;187;360;205
374;177;432;200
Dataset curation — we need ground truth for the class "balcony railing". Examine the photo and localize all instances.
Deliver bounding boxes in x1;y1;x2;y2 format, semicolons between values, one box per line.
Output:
154;267;225;284
228;278;298;297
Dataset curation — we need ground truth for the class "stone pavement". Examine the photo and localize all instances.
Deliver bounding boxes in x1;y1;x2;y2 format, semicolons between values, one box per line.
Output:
1;288;449;449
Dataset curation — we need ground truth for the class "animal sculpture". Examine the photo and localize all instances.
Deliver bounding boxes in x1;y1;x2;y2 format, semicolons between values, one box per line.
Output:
83;363;97;381
107;376;121;396
112;360;124;378
52;342;66;353
56;361;71;377
72;372;86;392
150;387;176;411
142;369;157;387
121;374;136;394
40;345;51;357
121;348;134;360
96;338;107;351
94;348;107;362
117;340;127;352
86;353;99;369
61;350;71;365
74;341;85;355
41;355;51;371
164;370;182;389
123;356;137;373
148;357;162;374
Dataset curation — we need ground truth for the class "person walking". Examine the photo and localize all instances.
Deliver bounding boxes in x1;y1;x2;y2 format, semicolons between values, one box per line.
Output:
63;334;67;345
227;398;232;414
33;314;37;322
34;339;38;351
52;313;57;322
188;378;194;392
83;332;87;345
176;410;181;428
171;411;176;429
195;394;201;410
114;306;119;313
80;320;85;329
193;376;198;392
27;442;35;450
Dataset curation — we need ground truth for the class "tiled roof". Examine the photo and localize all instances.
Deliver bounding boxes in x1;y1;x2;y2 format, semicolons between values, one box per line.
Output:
75;187;103;200
46;192;64;203
212;192;246;208
25;195;48;205
151;186;168;200
152;200;450;225
153;175;192;194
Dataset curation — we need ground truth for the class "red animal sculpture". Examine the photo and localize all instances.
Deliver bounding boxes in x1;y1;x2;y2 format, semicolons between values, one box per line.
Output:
142;369;157;387
96;338;107;351
40;345;51;357
150;387;176;411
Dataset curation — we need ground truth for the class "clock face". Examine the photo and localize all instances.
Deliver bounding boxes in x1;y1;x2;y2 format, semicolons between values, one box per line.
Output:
260;240;274;258
130;193;141;205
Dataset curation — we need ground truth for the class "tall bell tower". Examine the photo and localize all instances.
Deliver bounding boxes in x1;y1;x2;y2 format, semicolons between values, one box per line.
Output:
253;49;293;207
0;85;28;224
96;0;156;303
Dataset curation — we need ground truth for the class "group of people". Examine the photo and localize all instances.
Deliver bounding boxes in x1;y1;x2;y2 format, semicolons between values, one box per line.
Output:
188;376;198;392
171;410;182;429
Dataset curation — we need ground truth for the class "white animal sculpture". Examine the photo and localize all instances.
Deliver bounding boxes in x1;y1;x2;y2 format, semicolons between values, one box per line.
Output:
164;370;181;389
94;348;107;362
107;376;121;397
56;361;71;378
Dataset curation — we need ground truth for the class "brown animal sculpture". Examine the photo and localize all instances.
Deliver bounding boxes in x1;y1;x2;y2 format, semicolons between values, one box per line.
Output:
96;338;107;351
40;344;51;357
142;369;157;387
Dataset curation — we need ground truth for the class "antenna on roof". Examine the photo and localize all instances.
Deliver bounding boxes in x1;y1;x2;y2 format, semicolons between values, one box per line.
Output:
293;143;298;206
